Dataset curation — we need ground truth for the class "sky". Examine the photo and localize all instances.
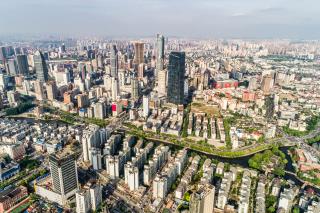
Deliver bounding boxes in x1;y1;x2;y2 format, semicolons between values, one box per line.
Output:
1;0;320;39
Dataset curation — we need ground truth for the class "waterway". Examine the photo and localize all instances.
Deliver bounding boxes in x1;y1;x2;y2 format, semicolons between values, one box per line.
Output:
148;138;320;193
9;117;320;193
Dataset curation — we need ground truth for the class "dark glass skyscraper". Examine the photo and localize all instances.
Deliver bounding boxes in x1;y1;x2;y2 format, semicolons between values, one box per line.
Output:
34;50;49;82
16;54;29;76
0;47;7;63
167;52;185;105
110;44;118;78
156;34;165;71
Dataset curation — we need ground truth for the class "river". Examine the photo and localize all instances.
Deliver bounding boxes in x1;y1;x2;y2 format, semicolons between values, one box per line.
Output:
10;117;320;193
147;137;320;193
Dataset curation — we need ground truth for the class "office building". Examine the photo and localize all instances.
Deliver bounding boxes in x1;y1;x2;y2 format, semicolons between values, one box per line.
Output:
261;74;273;94
143;95;149;118
0;74;6;90
156;34;165;71
93;101;105;119
59;43;66;53
134;42;144;65
167;52;185;105
111;77;119;101
138;63;144;79
73;77;86;93
110;45;118;78
63;92;72;104
15;54;29;76
34;80;46;101
6;59;18;76
104;75;111;91
157;69;167;96
0;47;7;63
248;77;257;91
49;151;79;204
34;50;49;82
131;77;139;100
46;81;58;101
77;94;89;108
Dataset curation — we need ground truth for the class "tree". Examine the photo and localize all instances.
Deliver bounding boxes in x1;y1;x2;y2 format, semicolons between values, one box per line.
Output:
274;167;285;177
292;207;300;213
267;206;275;213
30;193;40;202
266;195;277;209
183;191;191;202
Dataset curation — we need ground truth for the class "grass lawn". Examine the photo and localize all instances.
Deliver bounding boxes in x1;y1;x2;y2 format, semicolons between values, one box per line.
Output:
10;199;32;213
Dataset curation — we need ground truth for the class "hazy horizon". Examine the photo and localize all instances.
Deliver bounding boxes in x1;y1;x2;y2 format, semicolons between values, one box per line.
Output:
1;0;320;39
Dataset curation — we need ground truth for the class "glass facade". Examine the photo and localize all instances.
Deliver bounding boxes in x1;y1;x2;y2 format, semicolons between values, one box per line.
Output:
167;52;185;105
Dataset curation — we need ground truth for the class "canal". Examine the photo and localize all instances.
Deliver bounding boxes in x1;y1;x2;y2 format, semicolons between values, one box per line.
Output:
148;138;320;192
10;117;320;193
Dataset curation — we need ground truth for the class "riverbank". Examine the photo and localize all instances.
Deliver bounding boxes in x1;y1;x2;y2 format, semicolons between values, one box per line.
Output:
148;137;320;192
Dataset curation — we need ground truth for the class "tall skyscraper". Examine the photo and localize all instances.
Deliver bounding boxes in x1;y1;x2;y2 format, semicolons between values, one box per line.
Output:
261;74;273;94
131;77;139;100
156;34;165;71
15;54;29;76
60;43;66;53
46;81;58;101
134;42;144;65
111;77;119;101
138;63;144;79
157;69;167;96
0;74;6;90
0;47;7;63
14;47;22;55
167;52;185;105
34;80;46;101
248;76;257;91
34;50;49;82
6;59;18;76
110;45;118;78
49;151;79;204
0;95;3;109
77;94;89;108
93;101;105;119
143;95;149;118
189;184;215;213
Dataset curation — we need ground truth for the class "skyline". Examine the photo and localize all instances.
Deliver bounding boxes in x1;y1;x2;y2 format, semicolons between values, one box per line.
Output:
1;0;320;39
1;5;320;212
